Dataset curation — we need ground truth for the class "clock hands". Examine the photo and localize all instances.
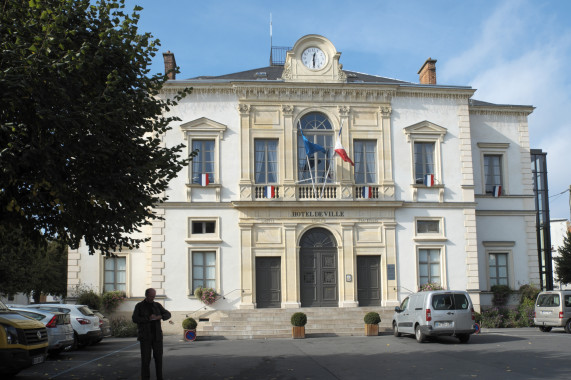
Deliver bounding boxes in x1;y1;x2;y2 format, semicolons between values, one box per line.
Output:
312;53;316;68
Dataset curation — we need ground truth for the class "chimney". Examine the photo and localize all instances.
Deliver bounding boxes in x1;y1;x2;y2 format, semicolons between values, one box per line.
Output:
163;51;177;80
418;57;437;85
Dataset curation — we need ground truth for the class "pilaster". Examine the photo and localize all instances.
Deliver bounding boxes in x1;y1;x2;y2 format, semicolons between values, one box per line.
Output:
239;222;255;308
283;223;301;307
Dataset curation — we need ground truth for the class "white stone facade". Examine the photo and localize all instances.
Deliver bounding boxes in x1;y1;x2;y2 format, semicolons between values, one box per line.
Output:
69;35;538;313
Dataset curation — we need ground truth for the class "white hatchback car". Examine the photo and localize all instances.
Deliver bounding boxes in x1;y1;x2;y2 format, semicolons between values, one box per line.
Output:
26;304;102;348
10;307;74;354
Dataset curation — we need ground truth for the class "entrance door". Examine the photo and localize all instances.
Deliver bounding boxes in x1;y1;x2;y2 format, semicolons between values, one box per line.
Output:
357;256;382;306
300;228;338;307
256;257;281;308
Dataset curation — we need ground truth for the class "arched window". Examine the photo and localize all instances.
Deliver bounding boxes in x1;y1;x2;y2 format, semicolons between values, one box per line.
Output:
297;112;334;184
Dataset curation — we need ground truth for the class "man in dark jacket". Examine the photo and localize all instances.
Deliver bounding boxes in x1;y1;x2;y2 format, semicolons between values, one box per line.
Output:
132;288;171;380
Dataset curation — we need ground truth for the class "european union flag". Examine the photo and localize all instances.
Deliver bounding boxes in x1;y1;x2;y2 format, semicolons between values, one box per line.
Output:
301;129;326;156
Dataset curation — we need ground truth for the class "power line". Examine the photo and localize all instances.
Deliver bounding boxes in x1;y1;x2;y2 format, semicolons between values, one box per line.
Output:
549;188;570;199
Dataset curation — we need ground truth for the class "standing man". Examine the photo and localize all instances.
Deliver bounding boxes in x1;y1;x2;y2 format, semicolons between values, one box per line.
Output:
132;288;171;380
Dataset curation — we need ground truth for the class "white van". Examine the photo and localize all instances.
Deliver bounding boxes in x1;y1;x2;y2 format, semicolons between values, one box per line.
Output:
392;290;476;343
534;290;571;333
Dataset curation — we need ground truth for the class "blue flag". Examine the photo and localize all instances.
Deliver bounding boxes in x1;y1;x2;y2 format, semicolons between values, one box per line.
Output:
300;128;326;156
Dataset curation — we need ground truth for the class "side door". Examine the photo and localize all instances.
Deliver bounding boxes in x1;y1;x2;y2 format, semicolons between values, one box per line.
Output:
452;292;473;332
395;297;412;334
430;293;455;331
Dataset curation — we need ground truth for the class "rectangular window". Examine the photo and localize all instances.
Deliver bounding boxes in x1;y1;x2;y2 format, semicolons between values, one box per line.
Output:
416;220;439;234
104;257;126;292
192;221;216;234
414;142;435;184
489;252;508;286
484;154;502;194
254;139;278;184
192;251;216;292
354;140;377;184
192;140;215;184
418;249;440;286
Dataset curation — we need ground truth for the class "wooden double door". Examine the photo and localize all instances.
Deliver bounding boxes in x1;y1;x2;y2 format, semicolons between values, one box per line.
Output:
300;228;338;307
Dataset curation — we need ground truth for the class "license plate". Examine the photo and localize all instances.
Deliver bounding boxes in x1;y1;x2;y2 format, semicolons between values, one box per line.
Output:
32;355;45;365
435;321;452;328
541;311;551;314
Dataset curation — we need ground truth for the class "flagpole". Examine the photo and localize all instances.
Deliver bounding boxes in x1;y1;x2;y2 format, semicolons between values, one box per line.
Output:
320;155;332;199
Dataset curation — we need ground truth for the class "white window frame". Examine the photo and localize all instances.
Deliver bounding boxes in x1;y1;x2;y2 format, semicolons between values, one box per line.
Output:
186;217;221;243
254;138;279;185
414;217;446;241
101;254;129;296
404;121;447;187
477;142;509;196
483;241;515;289
415;245;447;289
353;139;378;184
187;247;220;297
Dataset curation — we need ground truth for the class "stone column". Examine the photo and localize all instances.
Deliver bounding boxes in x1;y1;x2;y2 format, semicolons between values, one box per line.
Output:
283;223;300;308
282;105;297;200
384;222;398;305
239;222;255;309
380;106;394;197
340;222;358;307
338;106;353;200
150;208;166;296
238;104;253;201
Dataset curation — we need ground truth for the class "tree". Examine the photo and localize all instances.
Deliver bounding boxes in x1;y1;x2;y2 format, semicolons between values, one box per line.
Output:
0;0;193;255
0;225;68;300
554;229;571;285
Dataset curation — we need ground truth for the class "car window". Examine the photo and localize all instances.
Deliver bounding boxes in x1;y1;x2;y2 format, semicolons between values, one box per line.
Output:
565;295;571;308
432;294;453;310
400;297;409;311
453;294;469;310
537;294;560;307
78;306;94;316
16;310;44;321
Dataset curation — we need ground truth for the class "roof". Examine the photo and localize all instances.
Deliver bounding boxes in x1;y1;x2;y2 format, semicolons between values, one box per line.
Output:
190;66;412;85
469;99;534;110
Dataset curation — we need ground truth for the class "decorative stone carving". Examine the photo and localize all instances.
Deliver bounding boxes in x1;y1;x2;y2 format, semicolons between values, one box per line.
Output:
283;185;296;200
338;105;350;116
281;105;294;115
380;106;392;117
240;185;252;200
237;104;251;115
341;185;353;199
281;62;292;80
337;65;347;82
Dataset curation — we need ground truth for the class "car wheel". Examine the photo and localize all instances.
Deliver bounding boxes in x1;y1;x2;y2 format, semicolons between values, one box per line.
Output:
539;326;552;333
415;325;426;343
457;333;470;343
393;322;401;337
565;319;571;334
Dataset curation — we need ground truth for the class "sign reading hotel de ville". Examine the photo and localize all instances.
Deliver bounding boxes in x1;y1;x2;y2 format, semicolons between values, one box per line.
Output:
291;210;345;218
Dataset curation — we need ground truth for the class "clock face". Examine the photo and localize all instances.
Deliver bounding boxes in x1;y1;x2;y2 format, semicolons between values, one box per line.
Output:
301;47;327;70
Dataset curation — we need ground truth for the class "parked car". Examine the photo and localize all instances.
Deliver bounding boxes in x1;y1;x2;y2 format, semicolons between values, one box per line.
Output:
26;304;102;348
9;307;74;354
0;300;48;377
534;290;571;333
92;310;112;341
392;290;476;343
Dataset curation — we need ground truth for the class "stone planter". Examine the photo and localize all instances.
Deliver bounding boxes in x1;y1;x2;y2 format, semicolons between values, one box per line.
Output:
292;326;305;339
365;324;378;336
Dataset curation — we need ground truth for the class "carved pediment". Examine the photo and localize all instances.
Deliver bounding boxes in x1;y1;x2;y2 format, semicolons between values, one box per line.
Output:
403;120;447;142
180;117;227;140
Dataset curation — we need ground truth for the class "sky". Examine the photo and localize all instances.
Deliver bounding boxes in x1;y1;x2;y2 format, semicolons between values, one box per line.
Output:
124;0;571;219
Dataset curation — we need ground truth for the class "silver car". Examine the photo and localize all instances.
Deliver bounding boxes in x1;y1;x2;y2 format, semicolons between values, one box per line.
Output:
534;290;571;333
10;307;74;354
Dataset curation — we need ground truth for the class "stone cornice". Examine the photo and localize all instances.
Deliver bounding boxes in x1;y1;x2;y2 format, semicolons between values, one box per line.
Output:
160;81;477;103
469;104;534;117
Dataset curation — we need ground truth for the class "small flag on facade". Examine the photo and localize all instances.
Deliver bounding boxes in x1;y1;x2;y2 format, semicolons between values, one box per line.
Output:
493;185;502;197
425;174;435;187
334;125;354;166
362;186;372;199
201;173;210;187
265;185;276;199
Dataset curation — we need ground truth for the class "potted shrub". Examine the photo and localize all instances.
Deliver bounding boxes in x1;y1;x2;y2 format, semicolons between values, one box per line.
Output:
182;317;197;341
364;311;381;336
291;312;307;339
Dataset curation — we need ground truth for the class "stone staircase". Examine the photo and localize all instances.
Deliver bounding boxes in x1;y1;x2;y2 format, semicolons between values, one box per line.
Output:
193;307;395;340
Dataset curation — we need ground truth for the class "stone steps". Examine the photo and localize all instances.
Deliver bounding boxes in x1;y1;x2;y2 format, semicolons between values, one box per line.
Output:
193;307;395;340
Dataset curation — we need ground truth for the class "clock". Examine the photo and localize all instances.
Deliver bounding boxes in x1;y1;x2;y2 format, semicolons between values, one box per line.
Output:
301;47;327;70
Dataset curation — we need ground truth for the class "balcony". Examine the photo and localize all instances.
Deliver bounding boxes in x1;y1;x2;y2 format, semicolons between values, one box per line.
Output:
248;184;392;201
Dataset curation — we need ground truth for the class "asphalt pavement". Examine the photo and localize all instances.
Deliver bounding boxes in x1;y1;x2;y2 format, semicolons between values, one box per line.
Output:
15;328;571;380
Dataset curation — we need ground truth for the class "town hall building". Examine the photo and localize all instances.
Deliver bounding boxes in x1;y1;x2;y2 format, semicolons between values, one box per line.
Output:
68;35;539;321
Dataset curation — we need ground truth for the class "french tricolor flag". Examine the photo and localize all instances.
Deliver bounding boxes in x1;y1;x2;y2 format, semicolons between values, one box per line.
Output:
362;186;372;199
200;174;210;187
493;185;502;197
334;125;354;166
265;185;276;199
425;174;435;187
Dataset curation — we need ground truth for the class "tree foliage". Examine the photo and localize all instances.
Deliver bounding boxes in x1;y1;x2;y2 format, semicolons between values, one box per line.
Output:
0;225;68;300
554;229;571;285
0;0;192;255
